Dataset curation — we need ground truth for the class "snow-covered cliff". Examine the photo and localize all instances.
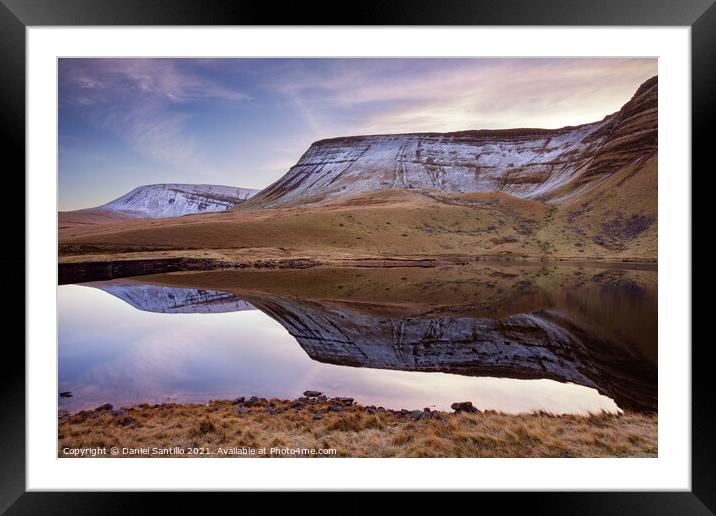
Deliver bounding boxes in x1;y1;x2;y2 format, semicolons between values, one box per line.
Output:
96;184;259;218
247;76;657;208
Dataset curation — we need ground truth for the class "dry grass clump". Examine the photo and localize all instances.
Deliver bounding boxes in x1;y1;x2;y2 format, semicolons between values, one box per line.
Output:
58;399;657;458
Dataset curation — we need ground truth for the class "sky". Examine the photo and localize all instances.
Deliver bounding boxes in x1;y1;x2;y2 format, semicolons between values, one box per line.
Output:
58;58;657;211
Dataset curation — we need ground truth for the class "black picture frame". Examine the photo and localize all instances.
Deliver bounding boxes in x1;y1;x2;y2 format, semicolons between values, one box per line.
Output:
3;0;707;512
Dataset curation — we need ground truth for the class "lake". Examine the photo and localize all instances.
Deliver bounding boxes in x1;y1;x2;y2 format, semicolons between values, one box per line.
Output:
58;262;657;415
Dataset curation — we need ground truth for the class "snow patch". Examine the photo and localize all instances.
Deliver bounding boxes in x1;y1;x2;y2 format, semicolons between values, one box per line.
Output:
97;184;259;218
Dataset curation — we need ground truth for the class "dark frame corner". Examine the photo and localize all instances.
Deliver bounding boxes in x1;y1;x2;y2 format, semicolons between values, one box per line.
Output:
3;0;709;513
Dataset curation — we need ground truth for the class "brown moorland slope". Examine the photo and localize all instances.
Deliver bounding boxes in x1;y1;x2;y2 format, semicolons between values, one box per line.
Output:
59;209;137;227
59;156;656;263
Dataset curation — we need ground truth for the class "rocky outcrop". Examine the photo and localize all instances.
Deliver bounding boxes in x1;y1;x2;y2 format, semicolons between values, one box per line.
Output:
87;281;255;313
246;295;657;413
93;183;259;218
246;77;657;208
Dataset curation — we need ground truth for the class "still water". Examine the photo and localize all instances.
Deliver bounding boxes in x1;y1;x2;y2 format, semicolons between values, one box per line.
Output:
58;263;657;415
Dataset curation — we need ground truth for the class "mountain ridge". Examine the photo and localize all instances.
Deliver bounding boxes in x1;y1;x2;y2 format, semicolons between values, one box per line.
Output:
245;76;656;209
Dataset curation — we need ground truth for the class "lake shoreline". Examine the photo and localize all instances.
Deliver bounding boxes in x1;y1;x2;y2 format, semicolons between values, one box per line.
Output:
58;395;658;458
58;252;657;284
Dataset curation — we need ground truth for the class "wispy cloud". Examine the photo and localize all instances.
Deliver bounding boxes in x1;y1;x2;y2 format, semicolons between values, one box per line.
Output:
61;58;250;105
265;58;657;135
60;59;250;167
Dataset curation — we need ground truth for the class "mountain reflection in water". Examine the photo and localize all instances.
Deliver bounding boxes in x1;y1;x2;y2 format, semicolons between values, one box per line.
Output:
59;264;657;414
90;280;255;313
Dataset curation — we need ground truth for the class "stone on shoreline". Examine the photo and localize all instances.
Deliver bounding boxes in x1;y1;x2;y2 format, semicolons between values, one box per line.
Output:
450;401;479;413
244;396;267;407
332;397;354;405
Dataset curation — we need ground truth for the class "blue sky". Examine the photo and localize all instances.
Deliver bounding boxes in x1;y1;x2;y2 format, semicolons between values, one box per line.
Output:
59;58;656;211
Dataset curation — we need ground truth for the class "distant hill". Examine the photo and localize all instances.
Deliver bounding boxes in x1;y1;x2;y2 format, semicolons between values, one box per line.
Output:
62;184;259;220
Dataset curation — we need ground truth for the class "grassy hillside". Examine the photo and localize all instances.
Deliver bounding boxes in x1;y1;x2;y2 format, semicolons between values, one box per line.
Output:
59;156;656;264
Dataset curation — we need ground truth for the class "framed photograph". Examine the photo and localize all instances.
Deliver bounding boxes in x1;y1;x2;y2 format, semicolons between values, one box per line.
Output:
6;0;708;510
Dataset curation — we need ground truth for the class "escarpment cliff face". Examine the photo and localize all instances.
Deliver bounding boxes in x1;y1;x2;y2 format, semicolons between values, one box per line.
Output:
246;77;657;208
